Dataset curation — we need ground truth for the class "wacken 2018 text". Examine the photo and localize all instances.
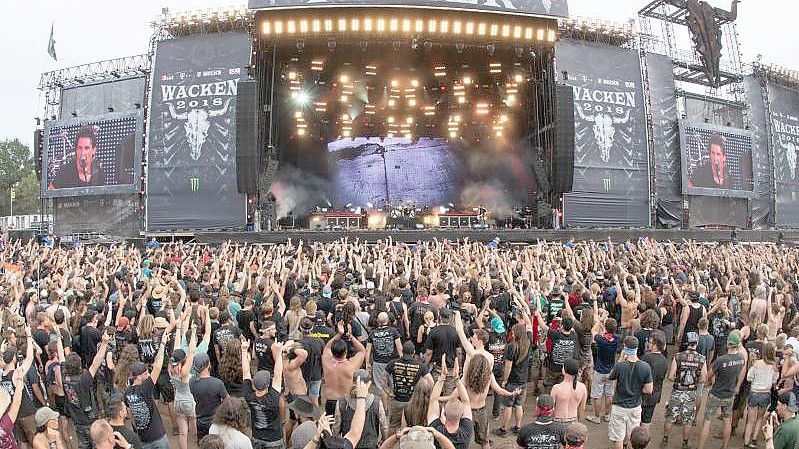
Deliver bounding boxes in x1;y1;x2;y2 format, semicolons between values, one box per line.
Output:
774;119;799;143
573;86;636;115
160;79;239;102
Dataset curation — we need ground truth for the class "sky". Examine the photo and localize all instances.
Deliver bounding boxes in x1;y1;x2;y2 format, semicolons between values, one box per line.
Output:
1;0;797;148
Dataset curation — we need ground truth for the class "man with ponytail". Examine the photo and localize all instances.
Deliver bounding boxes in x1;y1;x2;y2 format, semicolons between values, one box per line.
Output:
551;358;587;423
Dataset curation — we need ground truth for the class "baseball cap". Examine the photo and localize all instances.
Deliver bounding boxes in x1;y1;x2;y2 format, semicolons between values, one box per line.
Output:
170;349;186;366
564;422;588;446
779;392;799;412
322;285;332;298
116;316;130;331
689;291;700;302
192;352;211;372
489;316;506;334
399;426;435;449
291;421;318;449
439;308;452;320
253;370;272;391
353;369;372;384
727;330;742;347
130;362;148;377
34;406;60;428
2;349;17;365
685;331;699;344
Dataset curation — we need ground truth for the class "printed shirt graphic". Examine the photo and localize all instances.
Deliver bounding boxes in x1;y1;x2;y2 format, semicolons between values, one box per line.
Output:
369;326;399;362
0;414;17;449
125;388;152;431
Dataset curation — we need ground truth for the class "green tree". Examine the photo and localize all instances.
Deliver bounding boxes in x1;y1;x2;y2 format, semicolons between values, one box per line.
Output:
0;139;36;216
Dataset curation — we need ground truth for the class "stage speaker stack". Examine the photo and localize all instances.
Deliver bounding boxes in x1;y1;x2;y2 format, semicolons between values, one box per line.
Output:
34;129;43;182
236;80;259;194
553;83;575;194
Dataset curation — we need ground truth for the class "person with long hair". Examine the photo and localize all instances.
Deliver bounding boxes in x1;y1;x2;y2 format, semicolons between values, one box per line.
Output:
551;358;588;424
31;406;66;449
285;296;307;340
219;339;244;396
744;342;778;448
114;345;142;393
208;397;253;449
495;311;533;436
463;353;517;449
403;377;433;428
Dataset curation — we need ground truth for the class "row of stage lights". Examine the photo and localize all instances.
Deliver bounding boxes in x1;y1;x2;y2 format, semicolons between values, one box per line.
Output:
769;65;799;86
560;16;636;38
156;6;252;27
261;17;557;43
289;67;520;140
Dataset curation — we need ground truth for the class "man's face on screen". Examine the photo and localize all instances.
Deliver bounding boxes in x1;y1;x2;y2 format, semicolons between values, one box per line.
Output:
75;137;95;167
709;142;725;171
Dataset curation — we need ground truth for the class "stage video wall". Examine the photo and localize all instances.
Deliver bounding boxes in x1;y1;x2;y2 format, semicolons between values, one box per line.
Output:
772;83;799;227
681;122;754;196
42;112;142;197
147;31;249;231
556;38;649;227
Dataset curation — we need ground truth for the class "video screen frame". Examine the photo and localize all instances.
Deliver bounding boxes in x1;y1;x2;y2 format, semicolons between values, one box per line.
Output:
679;121;756;200
41;111;144;198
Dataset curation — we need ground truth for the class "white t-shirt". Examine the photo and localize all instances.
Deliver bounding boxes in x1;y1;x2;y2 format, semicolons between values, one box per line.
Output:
209;423;253;449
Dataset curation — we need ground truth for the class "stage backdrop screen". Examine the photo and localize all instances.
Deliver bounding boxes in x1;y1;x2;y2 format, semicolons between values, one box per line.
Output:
41;112;142;198
249;0;568;17
147;31;249;231
680;121;754;198
272;136;535;219
771;83;799;227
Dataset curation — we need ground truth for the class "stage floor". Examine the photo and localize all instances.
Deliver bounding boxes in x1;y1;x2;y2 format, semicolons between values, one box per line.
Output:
174;228;799;244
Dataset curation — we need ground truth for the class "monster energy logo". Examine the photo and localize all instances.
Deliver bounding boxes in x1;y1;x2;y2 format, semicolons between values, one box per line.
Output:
602;178;611;191
190;177;200;192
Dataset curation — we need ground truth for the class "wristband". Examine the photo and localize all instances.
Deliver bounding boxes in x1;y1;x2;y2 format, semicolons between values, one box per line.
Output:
356;396;367;400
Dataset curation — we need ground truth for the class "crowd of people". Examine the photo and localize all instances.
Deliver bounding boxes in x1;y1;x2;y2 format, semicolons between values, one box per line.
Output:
1;235;799;449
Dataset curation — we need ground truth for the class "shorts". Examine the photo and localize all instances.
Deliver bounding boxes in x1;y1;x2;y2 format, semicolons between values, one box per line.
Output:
704;393;734;421
608;405;641;443
666;391;697;425
590;371;616;399
641;403;656;424
308;380;322;398
388;399;409;433
473;406;489;445
52;394;66;415
175;398;197;417
155;371;175;402
503;383;525;408
748;391;771;408
14;413;36;444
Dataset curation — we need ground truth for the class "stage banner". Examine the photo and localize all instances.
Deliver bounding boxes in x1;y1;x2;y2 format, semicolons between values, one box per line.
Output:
60;77;146;117
54;195;140;237
556;39;649;228
769;82;799;227
744;75;774;228
147;32;249;231
249;0;568;17
646;53;681;228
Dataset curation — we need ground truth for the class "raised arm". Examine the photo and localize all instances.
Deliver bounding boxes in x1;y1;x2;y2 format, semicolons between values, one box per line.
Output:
88;333;110;378
150;331;168;384
344;378;372;447
426;358;446;425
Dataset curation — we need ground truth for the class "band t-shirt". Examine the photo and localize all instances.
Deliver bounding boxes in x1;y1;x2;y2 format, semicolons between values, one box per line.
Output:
547;329;578;371
609;360;653;408
0;414;17;449
710;352;746;399
385;356;429;402
124;378;165;443
253;337;275;373
368;326;400;363
63;372;96;425
516;418;564;449
243;380;282;443
487;332;507;378
673;350;706;392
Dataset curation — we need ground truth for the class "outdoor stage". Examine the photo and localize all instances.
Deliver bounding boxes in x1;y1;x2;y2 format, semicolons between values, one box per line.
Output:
186;228;799;244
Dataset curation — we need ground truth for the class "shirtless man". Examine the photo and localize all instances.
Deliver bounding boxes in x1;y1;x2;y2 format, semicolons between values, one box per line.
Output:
283;341;309;396
454;310;494;372
767;288;786;341
551;358;587;423
322;321;366;416
462;353;517;449
616;275;641;337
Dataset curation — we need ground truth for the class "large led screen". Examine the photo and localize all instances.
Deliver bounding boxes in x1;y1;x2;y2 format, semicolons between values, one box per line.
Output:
680;121;755;199
42;112;142;198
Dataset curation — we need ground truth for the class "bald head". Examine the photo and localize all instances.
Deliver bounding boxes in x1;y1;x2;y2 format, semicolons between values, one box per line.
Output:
444;399;464;423
90;419;114;448
377;312;389;325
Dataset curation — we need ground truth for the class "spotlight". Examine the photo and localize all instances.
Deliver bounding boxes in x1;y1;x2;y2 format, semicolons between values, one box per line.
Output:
296;40;305;53
486;44;495;56
423;40;433;52
296;91;310;105
456;42;465;54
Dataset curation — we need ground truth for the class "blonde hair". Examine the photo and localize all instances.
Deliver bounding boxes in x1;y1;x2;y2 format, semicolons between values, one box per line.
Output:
423;311;435;327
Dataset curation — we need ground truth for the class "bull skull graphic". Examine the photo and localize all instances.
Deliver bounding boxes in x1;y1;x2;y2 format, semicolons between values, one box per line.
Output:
576;107;631;163
779;134;798;180
167;99;232;161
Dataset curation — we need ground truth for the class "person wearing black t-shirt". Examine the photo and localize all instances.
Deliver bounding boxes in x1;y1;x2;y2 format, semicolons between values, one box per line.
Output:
63;331;110;449
106;395;145;449
124;334;168;449
191;352;229;440
427;356;474;449
237;298;259;342
423;308;461;375
516;394;564;449
300;317;325;405
496;320;533;437
79;311;102;369
253;321;277;374
607;336;653;449
545;317;578;390
385;341;430;433
241;337;285;448
366;312;402;403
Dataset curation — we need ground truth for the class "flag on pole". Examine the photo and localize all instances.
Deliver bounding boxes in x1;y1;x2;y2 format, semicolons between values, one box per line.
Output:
47;23;57;61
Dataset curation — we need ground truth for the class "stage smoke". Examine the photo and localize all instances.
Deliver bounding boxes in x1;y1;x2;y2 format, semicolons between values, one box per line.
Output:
459;180;516;218
269;164;328;219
